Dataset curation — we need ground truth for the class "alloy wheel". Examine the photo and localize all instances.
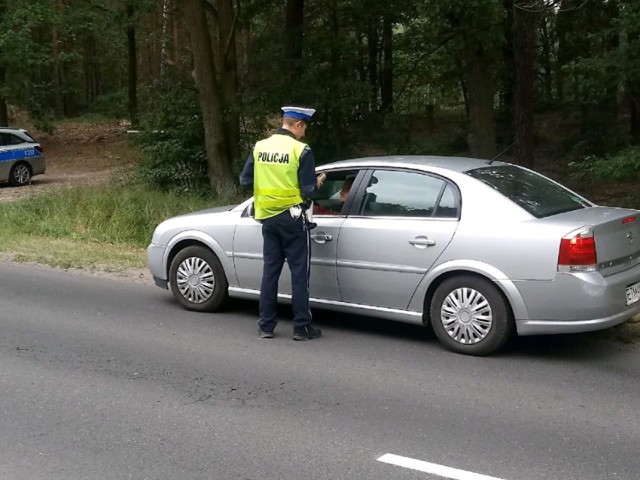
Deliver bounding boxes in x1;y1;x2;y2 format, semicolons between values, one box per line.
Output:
13;165;31;185
175;256;215;304
440;287;493;344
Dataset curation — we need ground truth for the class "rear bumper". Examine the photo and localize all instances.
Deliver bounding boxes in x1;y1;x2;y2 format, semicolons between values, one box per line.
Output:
517;308;636;335
30;156;46;176
514;267;640;336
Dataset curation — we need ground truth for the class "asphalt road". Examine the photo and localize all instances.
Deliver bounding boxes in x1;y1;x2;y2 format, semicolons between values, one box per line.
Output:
1;262;639;480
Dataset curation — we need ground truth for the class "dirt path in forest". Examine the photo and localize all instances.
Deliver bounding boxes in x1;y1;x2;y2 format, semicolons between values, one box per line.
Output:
0;121;137;203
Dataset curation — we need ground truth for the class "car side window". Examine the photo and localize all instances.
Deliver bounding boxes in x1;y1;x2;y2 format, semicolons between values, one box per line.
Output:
361;170;451;218
1;133;24;146
242;202;255;218
313;170;359;216
434;184;459;218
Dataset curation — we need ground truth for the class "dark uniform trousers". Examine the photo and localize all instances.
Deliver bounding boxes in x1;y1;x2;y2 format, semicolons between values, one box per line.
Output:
258;209;312;332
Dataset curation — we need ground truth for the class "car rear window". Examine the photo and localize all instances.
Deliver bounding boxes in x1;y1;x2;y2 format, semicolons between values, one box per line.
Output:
21;131;37;143
465;164;590;218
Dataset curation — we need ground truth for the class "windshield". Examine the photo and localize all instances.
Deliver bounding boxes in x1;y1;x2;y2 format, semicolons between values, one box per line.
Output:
465;165;591;218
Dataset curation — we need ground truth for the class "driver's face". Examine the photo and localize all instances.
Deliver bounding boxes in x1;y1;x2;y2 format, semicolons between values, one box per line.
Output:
339;182;351;202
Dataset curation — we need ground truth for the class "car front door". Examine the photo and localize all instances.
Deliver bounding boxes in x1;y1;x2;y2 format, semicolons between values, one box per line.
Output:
336;169;460;310
232;201;342;302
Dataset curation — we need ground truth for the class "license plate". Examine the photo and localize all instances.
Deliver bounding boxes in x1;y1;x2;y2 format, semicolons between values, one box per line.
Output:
625;281;640;306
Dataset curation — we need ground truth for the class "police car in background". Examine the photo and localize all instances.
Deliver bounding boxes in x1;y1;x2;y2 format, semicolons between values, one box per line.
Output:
0;127;46;186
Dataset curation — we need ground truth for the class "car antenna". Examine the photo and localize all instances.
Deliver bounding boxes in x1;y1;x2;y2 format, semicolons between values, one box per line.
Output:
488;138;518;164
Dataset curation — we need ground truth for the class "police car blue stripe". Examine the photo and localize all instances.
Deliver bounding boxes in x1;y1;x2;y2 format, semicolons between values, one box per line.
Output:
0;148;42;162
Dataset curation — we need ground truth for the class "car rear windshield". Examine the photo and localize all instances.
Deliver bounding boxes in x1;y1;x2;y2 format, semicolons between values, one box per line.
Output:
465;165;590;218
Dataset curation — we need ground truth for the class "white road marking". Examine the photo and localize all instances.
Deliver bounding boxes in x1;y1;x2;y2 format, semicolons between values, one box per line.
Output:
377;453;507;480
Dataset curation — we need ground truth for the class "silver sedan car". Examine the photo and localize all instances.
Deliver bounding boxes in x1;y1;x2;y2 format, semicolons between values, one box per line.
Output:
147;156;640;355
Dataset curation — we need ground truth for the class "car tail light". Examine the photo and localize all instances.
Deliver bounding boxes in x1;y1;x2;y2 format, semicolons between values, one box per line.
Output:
558;226;597;272
34;145;43;153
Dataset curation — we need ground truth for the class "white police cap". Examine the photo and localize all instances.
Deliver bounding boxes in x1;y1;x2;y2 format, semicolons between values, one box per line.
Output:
281;106;316;121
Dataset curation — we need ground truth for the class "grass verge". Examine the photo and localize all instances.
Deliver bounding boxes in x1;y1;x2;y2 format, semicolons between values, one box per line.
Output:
0;235;147;270
0;183;223;271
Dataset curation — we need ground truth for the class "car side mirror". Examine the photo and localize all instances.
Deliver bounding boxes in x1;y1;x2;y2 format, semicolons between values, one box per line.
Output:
246;202;255;218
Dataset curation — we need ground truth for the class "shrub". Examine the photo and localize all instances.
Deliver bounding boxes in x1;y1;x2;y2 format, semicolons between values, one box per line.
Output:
135;86;210;195
570;147;640;182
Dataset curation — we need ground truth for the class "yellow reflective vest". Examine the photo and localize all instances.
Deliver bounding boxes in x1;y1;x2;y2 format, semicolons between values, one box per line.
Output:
253;133;306;220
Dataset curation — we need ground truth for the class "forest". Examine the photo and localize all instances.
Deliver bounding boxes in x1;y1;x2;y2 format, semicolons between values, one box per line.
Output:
1;0;638;198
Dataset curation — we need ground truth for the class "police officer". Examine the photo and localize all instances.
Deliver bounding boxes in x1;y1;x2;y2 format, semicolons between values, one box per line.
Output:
239;106;325;341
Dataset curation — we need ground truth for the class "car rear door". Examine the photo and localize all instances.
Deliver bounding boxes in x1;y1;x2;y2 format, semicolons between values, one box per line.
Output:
0;133;14;181
336;168;460;310
0;132;11;182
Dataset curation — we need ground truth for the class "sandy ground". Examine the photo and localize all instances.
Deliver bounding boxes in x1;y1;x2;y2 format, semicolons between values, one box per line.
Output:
0;121;153;284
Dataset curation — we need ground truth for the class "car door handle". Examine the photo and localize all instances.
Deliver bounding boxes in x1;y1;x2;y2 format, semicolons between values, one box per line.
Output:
409;236;436;248
311;233;333;244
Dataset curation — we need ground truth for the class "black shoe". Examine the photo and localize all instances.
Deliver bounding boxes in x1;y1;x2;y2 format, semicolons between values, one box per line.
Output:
258;328;275;339
293;324;322;341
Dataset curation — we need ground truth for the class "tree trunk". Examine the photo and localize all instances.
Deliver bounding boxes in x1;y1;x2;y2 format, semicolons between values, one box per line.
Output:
539;11;554;104
626;20;638;142
0;64;7;126
367;18;379;112
161;0;170;79
502;0;515;151
328;0;342;138
84;33;101;104
579;0;619;154
172;14;179;64
216;0;240;164
465;42;496;159
0;0;7;126
512;2;537;169
185;0;236;198
631;85;640;144
285;0;304;59
284;0;304;84
380;14;393;113
126;3;138;125
555;0;576;103
51;0;64;119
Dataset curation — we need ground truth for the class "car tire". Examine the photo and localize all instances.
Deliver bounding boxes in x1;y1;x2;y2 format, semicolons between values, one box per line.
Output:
430;275;513;356
169;245;229;312
9;162;32;186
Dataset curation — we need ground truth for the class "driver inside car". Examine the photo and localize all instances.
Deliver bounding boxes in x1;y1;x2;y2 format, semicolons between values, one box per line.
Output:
313;176;355;215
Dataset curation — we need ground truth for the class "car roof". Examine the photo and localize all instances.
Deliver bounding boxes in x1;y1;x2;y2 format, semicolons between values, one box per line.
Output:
0;127;32;137
321;155;509;173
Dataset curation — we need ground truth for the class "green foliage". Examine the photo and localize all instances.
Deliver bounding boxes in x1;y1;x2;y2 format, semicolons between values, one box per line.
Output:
135;85;210;195
0;183;215;249
1;0;638;185
570;147;640;181
0;0;55;121
93;90;129;119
